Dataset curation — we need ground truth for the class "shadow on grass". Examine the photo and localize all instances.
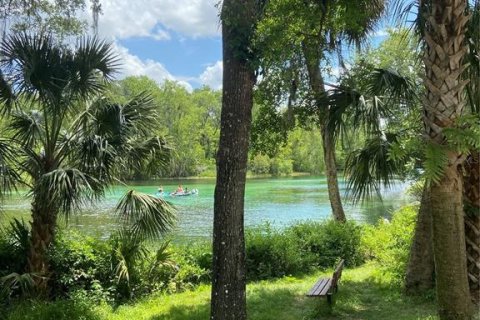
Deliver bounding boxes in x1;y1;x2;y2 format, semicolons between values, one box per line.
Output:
149;303;210;320
5;299;102;320
309;278;437;320
145;274;437;320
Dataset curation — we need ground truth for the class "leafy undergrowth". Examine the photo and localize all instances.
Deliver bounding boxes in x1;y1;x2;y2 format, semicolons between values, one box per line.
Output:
5;263;442;320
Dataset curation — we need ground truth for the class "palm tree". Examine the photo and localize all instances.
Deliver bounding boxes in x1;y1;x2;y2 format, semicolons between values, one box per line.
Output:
0;33;175;295
463;0;480;303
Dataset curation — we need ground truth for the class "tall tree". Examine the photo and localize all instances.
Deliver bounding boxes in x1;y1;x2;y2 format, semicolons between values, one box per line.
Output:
0;33;174;295
421;0;473;318
210;0;261;317
255;0;386;222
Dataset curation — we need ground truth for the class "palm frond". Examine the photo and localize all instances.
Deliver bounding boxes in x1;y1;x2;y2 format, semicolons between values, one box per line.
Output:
35;168;104;219
344;133;407;203
8;110;44;147
0;139;23;197
1;33;118;115
0;33;68;103
69;37;119;99
125;136;172;176
69;134;118;183
0;69;14;115
367;68;417;103
115;190;176;240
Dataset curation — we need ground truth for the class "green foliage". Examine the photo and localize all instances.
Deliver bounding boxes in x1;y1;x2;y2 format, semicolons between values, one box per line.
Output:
49;231;112;301
4;264;441;320
5;299;100;320
245;220;364;280
0;218;30;277
1;0;88;38
361;205;417;286
249;154;271;174
110;78;222;178
287;220;364;268
246;223;308;280
423;142;448;185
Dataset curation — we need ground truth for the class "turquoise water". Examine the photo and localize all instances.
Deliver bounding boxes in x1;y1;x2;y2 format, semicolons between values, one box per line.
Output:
1;176;412;239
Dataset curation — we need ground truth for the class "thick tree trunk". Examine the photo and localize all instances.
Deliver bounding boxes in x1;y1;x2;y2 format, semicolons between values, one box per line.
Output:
405;186;435;294
430;164;472;319
210;0;256;318
28;195;57;295
422;1;472;318
302;42;346;222
464;151;480;303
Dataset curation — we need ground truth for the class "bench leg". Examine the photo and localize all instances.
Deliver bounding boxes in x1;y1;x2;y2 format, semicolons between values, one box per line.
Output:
327;294;333;305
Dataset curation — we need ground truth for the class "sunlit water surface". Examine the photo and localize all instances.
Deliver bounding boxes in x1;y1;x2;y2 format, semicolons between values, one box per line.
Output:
1;176;412;240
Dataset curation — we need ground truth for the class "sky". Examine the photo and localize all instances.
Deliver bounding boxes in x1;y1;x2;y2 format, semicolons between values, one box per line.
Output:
86;0;393;91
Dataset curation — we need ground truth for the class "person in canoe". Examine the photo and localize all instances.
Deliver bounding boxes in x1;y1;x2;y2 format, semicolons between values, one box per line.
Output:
176;184;184;193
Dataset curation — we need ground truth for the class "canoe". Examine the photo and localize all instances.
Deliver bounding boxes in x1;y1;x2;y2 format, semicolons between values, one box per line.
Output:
170;189;199;197
156;189;199;197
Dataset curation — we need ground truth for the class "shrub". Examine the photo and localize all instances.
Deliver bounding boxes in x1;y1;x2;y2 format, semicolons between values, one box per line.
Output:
249;154;271;175
49;230;113;301
246;223;308;280
286;220;364;268
269;158;293;176
360;205;417;285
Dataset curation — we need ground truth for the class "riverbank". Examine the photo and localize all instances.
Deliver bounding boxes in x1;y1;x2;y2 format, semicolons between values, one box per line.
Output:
145;171;313;180
5;264;439;320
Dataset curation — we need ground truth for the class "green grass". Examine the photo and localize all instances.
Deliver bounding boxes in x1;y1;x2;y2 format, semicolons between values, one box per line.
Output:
6;264;440;320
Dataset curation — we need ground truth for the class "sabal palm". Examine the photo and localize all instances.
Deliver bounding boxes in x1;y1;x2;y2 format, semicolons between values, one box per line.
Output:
336;1;479;305
0;33;175;294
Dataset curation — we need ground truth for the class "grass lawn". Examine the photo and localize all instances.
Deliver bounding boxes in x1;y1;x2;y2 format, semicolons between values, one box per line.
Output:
6;264;441;320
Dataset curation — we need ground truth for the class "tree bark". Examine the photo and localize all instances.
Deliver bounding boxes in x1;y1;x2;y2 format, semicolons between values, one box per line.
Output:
464;151;480;303
210;0;257;318
28;194;58;295
405;186;435;294
422;0;473;318
430;164;472;319
302;42;346;222
321;121;346;222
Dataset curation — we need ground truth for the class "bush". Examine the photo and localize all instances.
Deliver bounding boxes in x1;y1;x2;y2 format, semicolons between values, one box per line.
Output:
249;154;271;175
287;220;364;268
246;223;308;280
360;205;417;285
49;231;112;301
245;221;363;280
269;158;293;176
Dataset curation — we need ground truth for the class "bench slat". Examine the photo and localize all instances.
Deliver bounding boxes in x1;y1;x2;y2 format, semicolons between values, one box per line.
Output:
318;278;332;295
307;278;326;295
307;278;332;296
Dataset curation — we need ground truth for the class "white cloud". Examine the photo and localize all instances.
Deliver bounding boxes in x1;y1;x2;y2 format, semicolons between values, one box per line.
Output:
114;44;193;91
90;0;220;40
199;61;223;89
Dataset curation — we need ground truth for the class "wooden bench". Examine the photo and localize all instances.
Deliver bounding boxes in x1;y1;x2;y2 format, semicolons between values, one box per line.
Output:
306;259;344;305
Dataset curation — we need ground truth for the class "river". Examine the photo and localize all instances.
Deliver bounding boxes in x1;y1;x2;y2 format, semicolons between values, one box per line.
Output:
1;176;412;240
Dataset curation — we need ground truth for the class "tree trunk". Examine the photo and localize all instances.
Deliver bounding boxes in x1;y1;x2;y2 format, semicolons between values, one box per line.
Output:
28;195;57;295
210;0;257;318
464;150;480;303
422;0;472;318
321;122;346;222
302;42;346;222
430;164;472;319
405;185;435;294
